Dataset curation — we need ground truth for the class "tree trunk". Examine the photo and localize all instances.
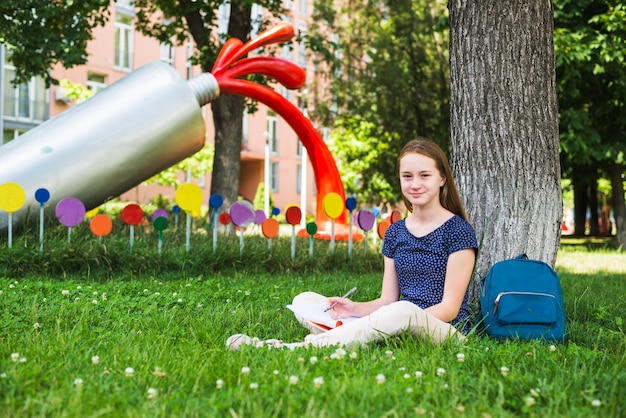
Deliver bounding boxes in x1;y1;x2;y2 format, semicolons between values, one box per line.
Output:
588;176;599;236
609;162;626;249
448;1;563;297
572;166;589;236
208;1;251;214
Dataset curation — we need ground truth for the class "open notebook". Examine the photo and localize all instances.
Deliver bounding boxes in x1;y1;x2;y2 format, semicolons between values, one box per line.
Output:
286;303;359;331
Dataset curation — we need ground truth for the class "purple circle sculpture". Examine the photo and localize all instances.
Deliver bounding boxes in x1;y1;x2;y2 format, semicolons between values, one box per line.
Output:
357;210;376;231
255;209;266;225
152;208;169;221
55;197;86;227
230;201;256;227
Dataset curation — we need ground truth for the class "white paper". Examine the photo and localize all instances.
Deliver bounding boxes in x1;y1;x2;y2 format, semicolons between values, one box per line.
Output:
286;303;358;330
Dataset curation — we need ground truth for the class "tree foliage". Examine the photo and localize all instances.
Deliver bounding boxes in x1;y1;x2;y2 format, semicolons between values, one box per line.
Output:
308;0;450;205
554;1;626;244
0;0;110;86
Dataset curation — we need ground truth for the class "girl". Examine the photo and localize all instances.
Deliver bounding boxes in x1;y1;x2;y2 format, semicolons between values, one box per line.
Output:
228;138;477;350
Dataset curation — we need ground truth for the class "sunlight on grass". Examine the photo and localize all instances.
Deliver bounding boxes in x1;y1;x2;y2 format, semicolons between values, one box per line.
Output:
556;251;626;274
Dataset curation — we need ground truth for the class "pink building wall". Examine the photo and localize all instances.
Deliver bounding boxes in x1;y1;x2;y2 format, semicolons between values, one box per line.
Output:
48;1;318;220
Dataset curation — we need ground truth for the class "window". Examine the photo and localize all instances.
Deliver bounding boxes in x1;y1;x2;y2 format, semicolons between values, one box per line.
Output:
86;73;107;94
266;113;278;154
297;164;302;194
241;111;249;150
115;0;134;9
218;3;230;39
271;162;279;192
2;128;24;145
297;22;307;68
186;35;194;79
115;14;133;70
2;51;47;122
160;39;174;66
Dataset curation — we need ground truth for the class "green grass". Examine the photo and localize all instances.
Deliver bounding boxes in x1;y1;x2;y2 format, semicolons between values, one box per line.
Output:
0;227;625;417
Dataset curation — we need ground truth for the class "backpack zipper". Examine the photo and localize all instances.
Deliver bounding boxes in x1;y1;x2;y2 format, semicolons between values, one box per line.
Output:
493;291;556;315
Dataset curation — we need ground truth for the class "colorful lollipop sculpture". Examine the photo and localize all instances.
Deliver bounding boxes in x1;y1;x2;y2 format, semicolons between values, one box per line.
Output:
0;22;347;238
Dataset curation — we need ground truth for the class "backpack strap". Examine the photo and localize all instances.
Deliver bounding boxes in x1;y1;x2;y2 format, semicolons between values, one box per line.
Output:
515;253;529;260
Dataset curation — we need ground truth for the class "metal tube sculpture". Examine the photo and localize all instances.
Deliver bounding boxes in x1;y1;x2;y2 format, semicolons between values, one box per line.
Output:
0;22;347;234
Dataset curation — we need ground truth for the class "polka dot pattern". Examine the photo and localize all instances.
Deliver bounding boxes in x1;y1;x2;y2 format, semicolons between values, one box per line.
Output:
382;215;478;330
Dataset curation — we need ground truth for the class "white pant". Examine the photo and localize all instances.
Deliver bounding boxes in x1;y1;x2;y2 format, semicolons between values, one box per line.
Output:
291;291;465;348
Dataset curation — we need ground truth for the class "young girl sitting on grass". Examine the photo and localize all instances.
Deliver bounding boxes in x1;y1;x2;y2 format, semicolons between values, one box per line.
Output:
228;138;478;350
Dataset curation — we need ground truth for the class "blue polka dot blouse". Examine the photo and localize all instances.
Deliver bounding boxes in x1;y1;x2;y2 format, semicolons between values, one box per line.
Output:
382;215;478;331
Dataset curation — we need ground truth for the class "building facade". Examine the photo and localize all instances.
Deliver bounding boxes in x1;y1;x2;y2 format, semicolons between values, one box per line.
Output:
0;0;321;223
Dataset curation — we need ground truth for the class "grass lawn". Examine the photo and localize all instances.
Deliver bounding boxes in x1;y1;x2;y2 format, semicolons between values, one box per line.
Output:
1;233;624;417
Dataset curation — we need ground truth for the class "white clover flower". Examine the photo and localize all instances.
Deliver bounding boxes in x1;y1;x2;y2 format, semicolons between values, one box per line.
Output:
591;399;601;407
549;345;557;352
385;350;394;358
330;353;338;360
153;367;166;378
334;348;346;360
0;373;6;378
154;292;160;296
436;368;446;377
74;297;80;302
143;289;149;294
11;353;19;362
33;323;40;329
74;378;83;386
172;292;178;297
19;357;26;363
525;396;536;407
0;290;3;295
530;388;540;397
245;290;251;296
216;379;224;389
177;298;183;303
249;382;259;389
42;298;47;302
406;387;414;393
125;367;135;377
457;353;465;362
403;373;411;379
273;370;279;375
313;376;324;389
500;366;510;377
91;356;100;365
350;352;358;360
414;371;423;379
241;366;250;375
289;375;299;385
77;286;82;290
197;304;203;308
309;356;318;365
9;284;15;289
376;374;386;385
101;294;107;301
92;300;98;305
93;291;98;296
147;388;158;399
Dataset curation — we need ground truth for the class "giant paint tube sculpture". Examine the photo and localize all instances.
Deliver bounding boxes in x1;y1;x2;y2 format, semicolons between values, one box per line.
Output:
0;23;348;234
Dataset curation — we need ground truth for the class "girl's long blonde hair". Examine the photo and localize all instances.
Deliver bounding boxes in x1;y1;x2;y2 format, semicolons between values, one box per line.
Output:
397;138;469;222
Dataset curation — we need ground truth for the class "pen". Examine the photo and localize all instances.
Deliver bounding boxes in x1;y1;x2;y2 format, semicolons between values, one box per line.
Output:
324;287;357;312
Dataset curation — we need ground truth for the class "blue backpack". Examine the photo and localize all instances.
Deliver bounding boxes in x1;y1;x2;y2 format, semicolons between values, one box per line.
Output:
478;254;568;342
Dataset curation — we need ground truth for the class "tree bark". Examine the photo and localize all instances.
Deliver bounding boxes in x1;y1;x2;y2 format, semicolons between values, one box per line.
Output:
572;167;589;236
208;1;251;214
609;162;626;249
448;1;563;296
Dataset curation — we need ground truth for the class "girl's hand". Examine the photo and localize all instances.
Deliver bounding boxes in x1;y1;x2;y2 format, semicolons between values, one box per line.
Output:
327;297;355;319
